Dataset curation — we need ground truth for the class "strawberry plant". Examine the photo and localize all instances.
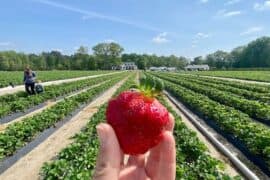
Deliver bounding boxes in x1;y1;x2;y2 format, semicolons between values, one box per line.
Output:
0;72;126;118
164;73;270;103
40;74;239;179
154;76;270;172
0;75;125;159
153;73;270;122
0;70;113;88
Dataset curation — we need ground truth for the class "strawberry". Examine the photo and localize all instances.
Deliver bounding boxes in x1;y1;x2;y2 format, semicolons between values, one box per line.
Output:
106;76;170;155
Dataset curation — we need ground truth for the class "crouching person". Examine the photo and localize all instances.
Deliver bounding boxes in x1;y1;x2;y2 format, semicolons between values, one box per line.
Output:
23;67;36;95
35;80;44;94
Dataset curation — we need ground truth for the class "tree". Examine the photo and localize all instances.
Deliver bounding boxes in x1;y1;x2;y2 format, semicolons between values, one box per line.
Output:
192;56;204;65
230;46;245;68
77;46;89;55
205;50;229;69
237;37;270;67
92;42;124;69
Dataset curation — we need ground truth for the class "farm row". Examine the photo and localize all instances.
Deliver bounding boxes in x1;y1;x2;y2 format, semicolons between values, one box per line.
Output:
0;73;127;160
152;73;270;122
150;72;270;173
0;72;124;118
0;70;112;88
0;71;242;179
186;71;270;82
40;74;238;179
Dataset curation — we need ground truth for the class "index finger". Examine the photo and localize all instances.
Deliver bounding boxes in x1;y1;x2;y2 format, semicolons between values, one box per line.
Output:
165;113;175;132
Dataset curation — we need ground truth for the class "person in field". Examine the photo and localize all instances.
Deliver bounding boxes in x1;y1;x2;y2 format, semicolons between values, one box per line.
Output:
23;67;36;95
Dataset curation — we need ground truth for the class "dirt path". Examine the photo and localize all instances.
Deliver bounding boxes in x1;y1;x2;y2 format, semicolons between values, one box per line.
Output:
163;95;239;177
0;71;122;96
187;74;270;85
0;78;127;180
0;82;106;132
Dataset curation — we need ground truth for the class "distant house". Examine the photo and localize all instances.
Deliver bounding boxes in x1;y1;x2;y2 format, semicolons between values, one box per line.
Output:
112;62;137;70
185;64;210;71
149;66;177;71
167;67;177;71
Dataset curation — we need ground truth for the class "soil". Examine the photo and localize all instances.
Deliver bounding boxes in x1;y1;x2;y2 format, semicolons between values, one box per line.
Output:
163;95;239;177
0;77;127;180
0;71;122;96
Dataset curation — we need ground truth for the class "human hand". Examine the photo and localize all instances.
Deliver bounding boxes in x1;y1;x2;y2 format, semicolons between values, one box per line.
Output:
93;115;175;180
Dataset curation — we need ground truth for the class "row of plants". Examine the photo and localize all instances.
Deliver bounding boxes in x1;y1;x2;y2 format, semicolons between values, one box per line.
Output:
0;76;124;160
158;97;239;179
155;77;270;171
164;73;270;103
0;72;126;118
153;73;270;122
186;71;270;83
179;73;270;94
40;74;137;179
0;70;113;88
40;74;238;180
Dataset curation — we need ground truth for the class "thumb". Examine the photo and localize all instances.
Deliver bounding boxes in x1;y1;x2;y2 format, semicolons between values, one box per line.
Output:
93;123;123;180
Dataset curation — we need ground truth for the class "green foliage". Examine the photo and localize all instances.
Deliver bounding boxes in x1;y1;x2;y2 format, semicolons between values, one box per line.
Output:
139;74;164;97
0;72;125;118
153;72;270;121
92;42;124;70
40;74;137;179
187;70;270;83
190;36;270;69
152;72;270;171
122;53;188;70
158;97;239;179
0;75;125;160
40;73;238;179
0;70;112;88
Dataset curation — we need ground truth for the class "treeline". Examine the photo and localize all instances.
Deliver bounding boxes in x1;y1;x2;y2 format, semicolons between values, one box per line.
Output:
191;36;270;69
122;54;188;70
0;43;188;71
1;36;270;71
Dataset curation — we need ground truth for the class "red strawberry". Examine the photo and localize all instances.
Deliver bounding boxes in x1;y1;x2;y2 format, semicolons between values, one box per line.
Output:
106;90;170;155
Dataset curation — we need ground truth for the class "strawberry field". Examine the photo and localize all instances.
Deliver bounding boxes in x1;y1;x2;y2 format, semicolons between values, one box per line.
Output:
0;70;270;179
186;71;270;82
0;70;112;88
149;71;270;178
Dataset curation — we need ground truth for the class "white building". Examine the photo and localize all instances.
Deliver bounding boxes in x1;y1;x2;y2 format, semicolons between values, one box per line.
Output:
185;64;209;71
112;62;137;70
167;67;177;71
149;66;177;71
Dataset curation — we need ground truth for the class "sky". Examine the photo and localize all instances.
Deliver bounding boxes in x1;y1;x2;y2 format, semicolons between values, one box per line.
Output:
0;0;270;58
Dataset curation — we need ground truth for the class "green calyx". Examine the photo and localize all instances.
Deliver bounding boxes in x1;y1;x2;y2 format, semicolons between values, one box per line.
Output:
137;74;165;97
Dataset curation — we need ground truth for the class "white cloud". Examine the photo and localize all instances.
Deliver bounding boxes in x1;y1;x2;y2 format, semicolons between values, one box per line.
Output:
34;0;161;32
0;42;12;46
254;1;270;11
215;9;242;18
225;0;241;6
152;32;169;44
240;26;263;36
53;48;63;52
191;32;211;48
104;39;117;43
196;32;211;39
200;0;209;4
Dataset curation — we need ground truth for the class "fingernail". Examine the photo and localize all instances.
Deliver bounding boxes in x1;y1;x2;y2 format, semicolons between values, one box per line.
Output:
96;124;107;146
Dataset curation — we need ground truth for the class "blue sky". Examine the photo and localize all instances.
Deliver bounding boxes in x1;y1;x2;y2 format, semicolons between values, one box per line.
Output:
0;0;270;58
